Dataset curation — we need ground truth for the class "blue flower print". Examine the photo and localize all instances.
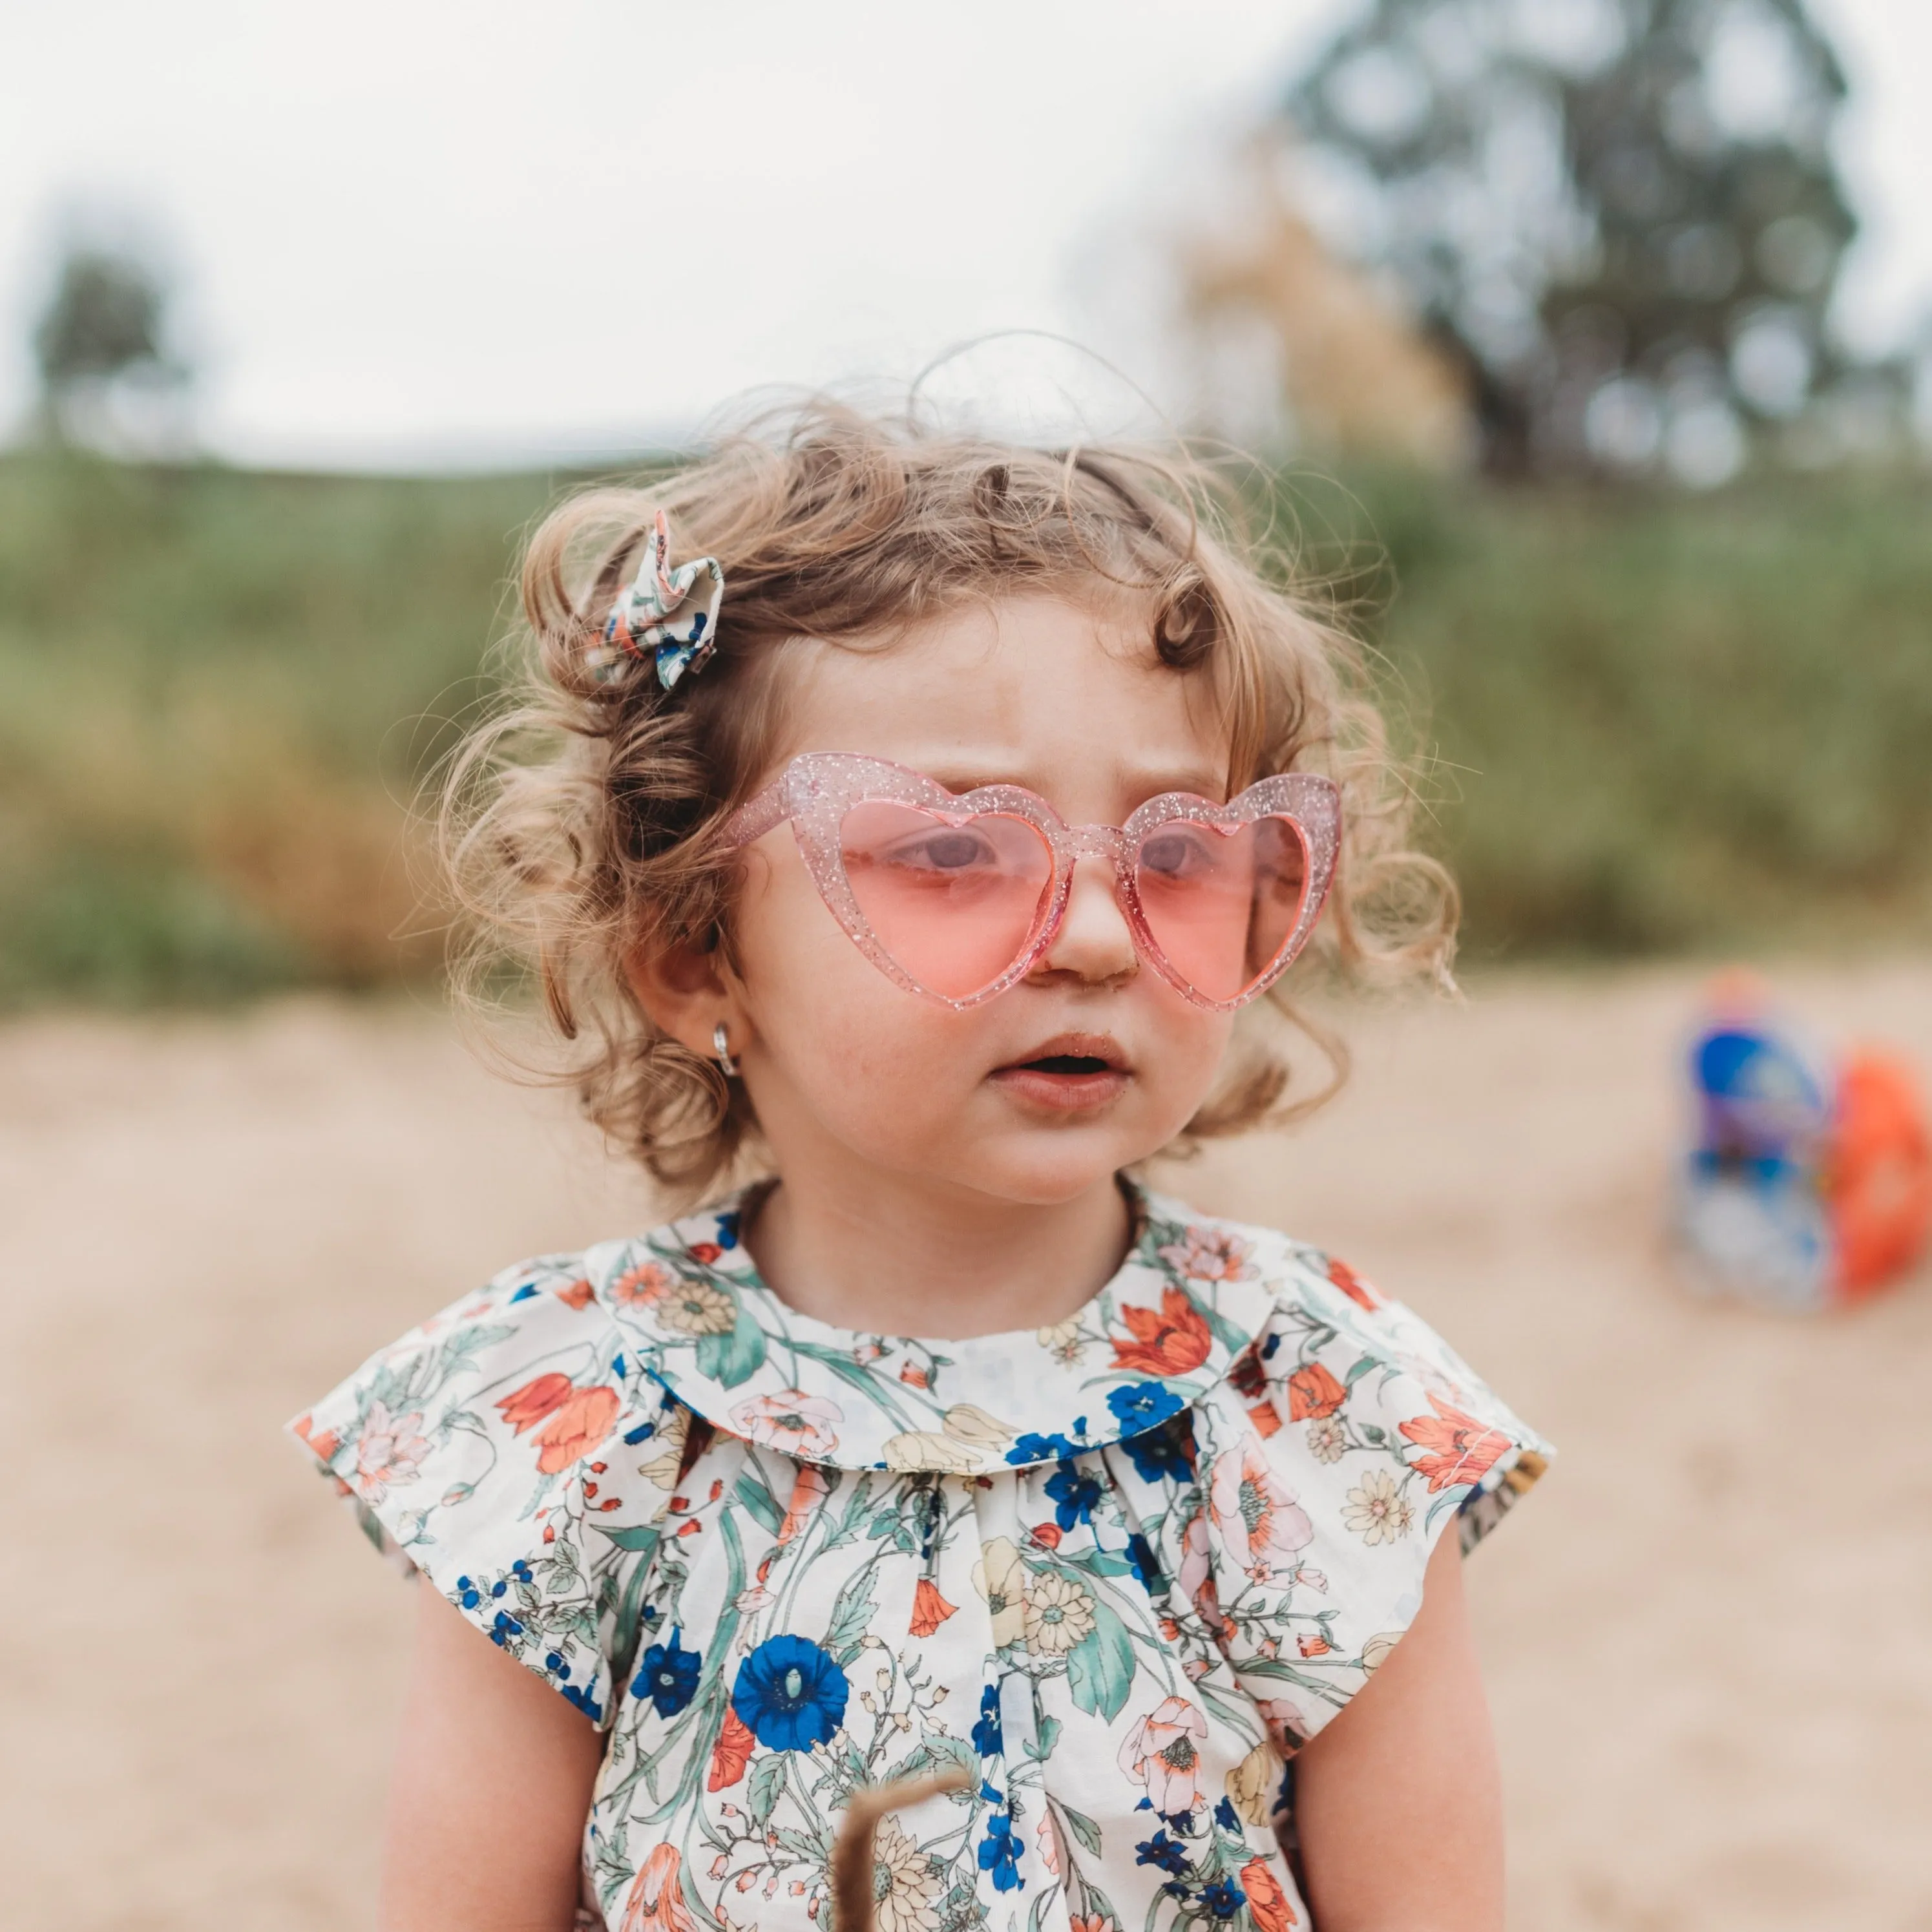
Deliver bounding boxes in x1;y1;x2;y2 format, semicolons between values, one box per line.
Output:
715;1211;741;1250
731;1634;849;1751
456;1574;481;1610
1135;1829;1190;1876
1126;1533;1163;1590
1124;1414;1193;1486
560;1681;604;1723
1007;1429;1083;1465
978;1811;1024;1892
1108;1380;1184;1436
1213;1796;1241;1833
488;1609;523;1647
1044;1460;1103;1531
1200;1878;1247;1919
971;1683;1005;1758
635;1628;702;1718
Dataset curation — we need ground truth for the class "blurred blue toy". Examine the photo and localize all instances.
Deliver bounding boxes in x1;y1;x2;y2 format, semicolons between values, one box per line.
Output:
1676;971;1931;1311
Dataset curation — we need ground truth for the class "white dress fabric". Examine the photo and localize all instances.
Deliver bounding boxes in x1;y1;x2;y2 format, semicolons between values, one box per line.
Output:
293;1182;1549;1932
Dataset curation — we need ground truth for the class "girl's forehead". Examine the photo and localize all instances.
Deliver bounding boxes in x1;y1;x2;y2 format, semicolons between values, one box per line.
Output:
769;594;1232;807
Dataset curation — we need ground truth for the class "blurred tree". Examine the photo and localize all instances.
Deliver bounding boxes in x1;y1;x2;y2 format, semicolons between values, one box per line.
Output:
31;235;192;452
1279;0;1865;479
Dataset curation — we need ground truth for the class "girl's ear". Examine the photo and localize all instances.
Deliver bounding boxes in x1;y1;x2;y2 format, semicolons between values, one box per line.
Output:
623;937;748;1063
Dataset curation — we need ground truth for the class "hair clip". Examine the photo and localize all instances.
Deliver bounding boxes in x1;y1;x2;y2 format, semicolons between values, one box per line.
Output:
589;510;724;689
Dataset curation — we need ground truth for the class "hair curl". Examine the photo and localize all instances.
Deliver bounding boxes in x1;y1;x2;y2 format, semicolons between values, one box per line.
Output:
441;400;1455;1202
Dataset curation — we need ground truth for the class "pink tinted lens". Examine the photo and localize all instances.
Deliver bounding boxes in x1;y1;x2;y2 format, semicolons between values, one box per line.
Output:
1133;815;1310;1002
839;803;1055;1000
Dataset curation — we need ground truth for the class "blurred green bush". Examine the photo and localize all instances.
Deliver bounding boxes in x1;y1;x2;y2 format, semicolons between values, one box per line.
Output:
0;452;549;1003
1;448;1926;1006
1316;466;1932;958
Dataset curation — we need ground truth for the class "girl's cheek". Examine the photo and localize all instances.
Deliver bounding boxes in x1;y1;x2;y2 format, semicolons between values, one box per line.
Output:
740;901;982;1104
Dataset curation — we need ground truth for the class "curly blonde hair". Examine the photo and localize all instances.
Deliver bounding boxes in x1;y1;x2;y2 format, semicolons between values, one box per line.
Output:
442;401;1454;1201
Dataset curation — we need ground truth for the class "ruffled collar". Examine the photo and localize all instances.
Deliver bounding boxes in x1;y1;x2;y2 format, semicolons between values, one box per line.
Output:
583;1181;1280;1473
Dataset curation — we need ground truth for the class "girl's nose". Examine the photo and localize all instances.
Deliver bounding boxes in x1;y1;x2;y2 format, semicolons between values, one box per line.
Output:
1034;857;1139;987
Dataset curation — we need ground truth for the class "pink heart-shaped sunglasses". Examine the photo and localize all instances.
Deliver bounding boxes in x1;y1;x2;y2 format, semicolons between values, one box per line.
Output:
722;753;1340;1011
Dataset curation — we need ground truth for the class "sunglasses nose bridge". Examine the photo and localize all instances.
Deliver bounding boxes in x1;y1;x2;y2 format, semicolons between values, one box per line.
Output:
1064;823;1128;867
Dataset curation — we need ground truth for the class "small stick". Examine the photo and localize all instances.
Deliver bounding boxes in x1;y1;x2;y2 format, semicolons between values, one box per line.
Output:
828;1767;974;1932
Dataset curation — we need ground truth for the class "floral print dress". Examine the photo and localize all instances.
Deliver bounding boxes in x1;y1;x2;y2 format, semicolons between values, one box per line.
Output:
292;1182;1549;1932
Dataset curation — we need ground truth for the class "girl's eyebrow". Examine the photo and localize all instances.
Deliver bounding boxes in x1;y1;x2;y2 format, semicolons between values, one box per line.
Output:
922;759;1226;801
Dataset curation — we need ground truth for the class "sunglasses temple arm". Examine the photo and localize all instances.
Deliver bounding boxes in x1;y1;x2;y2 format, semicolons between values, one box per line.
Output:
719;780;792;851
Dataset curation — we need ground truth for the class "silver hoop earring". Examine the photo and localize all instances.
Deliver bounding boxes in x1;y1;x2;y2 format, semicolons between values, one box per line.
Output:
712;1022;739;1078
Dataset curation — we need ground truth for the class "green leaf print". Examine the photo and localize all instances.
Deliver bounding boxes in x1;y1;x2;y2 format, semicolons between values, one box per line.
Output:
695;1303;767;1387
1192;1291;1254;1358
747;1752;786;1826
1055;1800;1103;1858
895;1734;975;1782
823;1562;879;1666
733;1471;784;1535
1065;1593;1135;1723
597;1524;664;1555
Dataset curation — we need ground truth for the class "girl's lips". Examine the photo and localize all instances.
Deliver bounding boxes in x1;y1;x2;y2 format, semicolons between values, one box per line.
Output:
989;1033;1130;1113
989;1064;1131;1111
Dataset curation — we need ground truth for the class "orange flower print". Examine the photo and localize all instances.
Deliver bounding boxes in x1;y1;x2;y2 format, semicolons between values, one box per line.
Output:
1285;1361;1347;1422
1117;1694;1209;1815
1246;1401;1283;1440
899;1360;931;1390
553;1276;595;1310
910;1577;958;1636
1400;1392;1513;1493
290;1412;341;1464
1070;1918;1118;1932
1109;1285;1212;1376
531;1385;622;1474
1325;1257;1380;1310
623;1842;697;1932
609;1261;677;1310
496;1372;574;1433
1240;1856;1299;1931
707;1707;755;1791
1157;1225;1257;1285
353;1399;429;1495
776;1464;830;1546
1209;1438;1313;1580
1296;1632;1333;1658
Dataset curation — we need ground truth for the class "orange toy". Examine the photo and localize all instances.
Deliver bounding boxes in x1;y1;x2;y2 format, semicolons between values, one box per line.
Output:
1826;1052;1932;1301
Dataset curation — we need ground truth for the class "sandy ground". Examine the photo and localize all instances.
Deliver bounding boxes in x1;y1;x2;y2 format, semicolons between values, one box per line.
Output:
2;960;1929;1932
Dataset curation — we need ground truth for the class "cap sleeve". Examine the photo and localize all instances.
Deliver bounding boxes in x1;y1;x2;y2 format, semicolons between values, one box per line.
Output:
287;1255;689;1727
1162;1244;1551;1752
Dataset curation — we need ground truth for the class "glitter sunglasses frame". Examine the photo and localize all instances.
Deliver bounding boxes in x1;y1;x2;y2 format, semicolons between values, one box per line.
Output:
720;752;1341;1012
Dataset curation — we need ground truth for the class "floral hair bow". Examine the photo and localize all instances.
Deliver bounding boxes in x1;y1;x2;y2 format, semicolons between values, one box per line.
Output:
591;510;725;689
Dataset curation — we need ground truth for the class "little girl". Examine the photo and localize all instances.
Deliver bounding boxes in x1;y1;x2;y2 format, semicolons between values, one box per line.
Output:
292;404;1549;1932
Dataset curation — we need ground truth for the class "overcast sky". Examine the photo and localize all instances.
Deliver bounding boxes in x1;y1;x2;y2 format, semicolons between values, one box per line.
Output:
2;0;1926;470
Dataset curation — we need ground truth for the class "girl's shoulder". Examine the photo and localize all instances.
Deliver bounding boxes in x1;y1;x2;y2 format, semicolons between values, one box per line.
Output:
289;1246;693;1724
